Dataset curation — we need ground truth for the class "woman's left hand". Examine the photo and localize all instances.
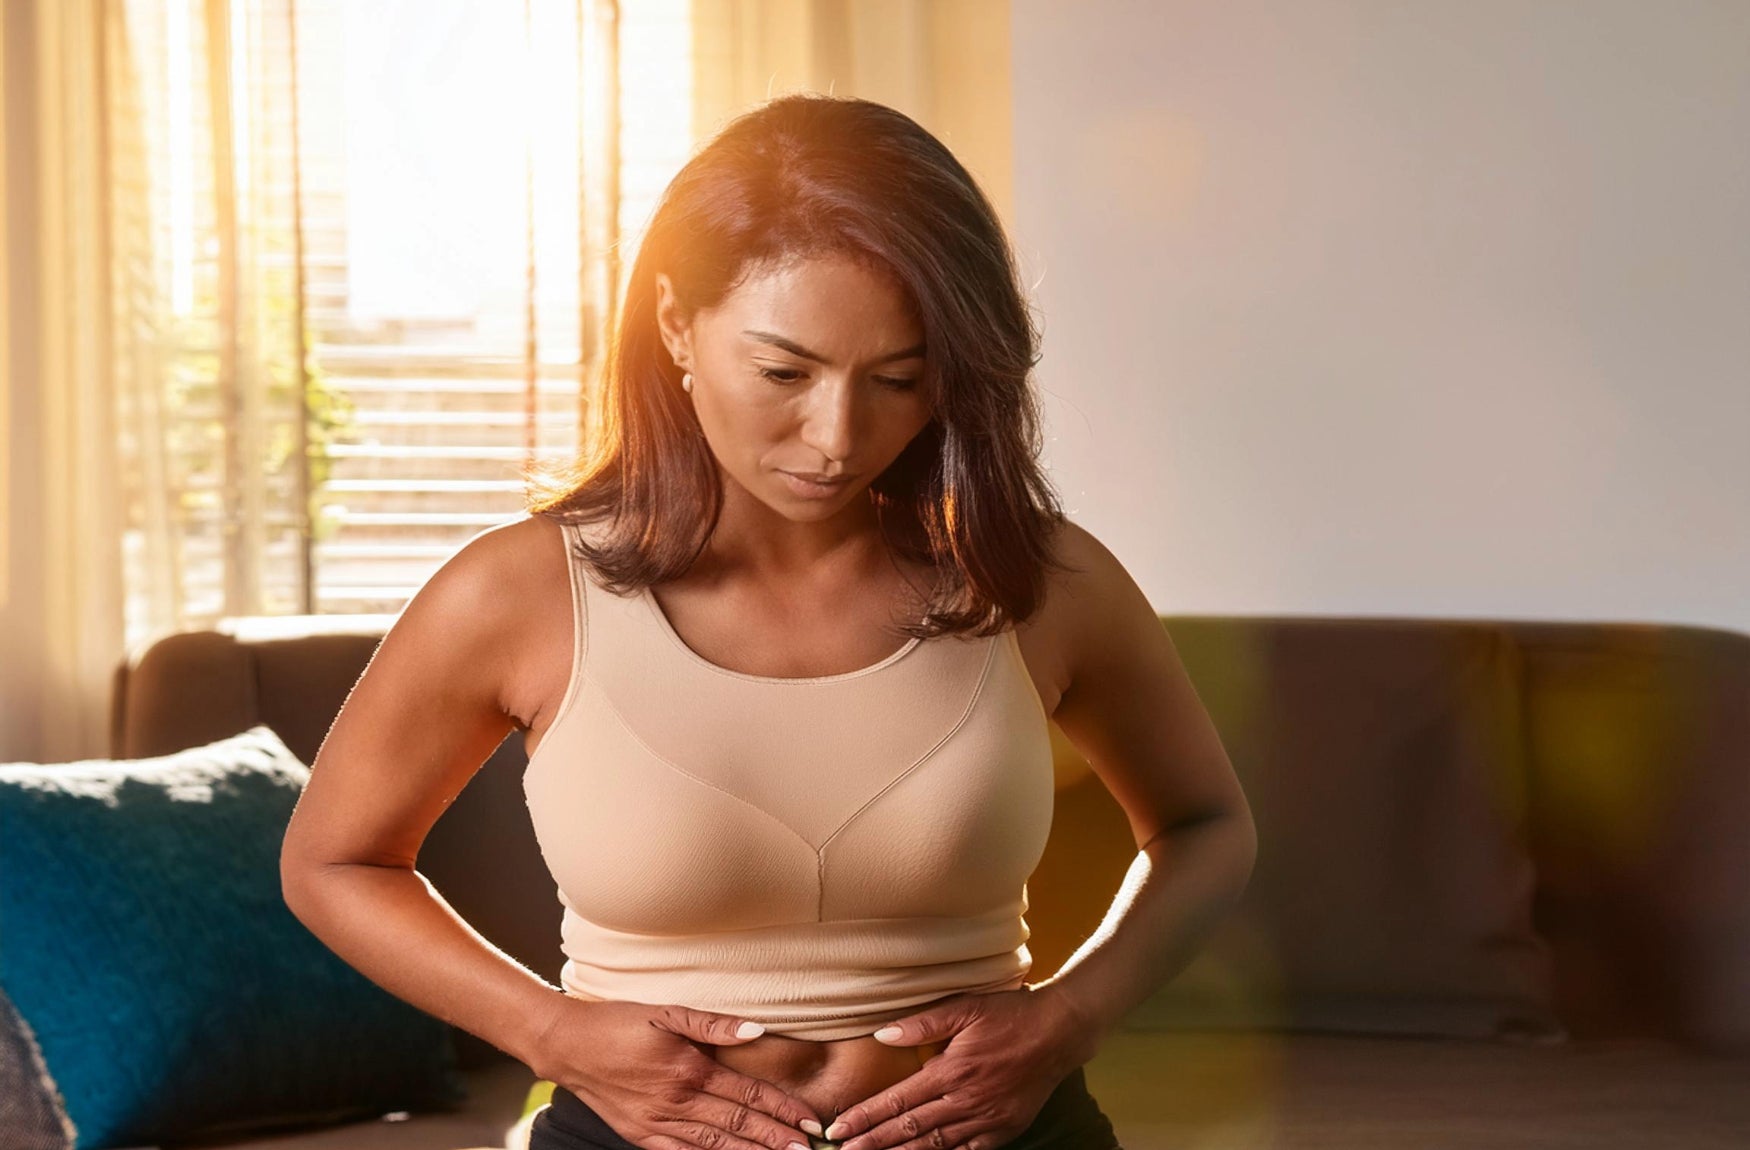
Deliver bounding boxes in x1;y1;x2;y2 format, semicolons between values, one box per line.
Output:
822;984;1100;1150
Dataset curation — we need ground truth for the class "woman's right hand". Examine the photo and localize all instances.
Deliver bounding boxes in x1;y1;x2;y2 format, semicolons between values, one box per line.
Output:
532;996;826;1150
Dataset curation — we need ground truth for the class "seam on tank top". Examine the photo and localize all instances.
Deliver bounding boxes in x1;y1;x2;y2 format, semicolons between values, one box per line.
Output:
547;521;590;746
527;521;592;781
1006;625;1049;726
814;633;1002;918
590;684;821;856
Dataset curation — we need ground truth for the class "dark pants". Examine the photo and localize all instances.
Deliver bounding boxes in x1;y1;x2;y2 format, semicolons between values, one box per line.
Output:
529;1064;1123;1150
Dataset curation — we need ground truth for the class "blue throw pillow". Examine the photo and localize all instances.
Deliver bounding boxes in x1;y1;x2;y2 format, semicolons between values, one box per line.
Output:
0;726;465;1150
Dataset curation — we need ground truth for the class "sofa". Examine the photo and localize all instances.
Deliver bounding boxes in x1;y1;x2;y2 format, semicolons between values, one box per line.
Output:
87;612;1750;1149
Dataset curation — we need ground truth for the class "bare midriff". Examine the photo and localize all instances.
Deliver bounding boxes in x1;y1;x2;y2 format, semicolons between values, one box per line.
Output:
563;987;950;1126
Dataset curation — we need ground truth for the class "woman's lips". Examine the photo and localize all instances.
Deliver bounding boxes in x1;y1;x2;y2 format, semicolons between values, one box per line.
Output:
780;471;853;498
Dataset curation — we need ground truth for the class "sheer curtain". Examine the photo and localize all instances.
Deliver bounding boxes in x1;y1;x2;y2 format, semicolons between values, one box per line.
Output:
103;0;627;638
1;0;124;764
2;0;625;762
692;0;1014;229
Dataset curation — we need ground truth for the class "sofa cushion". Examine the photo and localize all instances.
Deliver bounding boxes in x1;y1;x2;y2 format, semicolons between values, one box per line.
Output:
0;726;465;1149
1120;619;1562;1040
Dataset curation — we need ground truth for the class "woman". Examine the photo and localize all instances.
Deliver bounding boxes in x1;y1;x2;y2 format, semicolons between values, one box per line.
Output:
281;94;1256;1150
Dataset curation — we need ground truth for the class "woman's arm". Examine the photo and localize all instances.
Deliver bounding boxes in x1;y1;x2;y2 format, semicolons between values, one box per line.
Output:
279;519;571;1073
1028;522;1259;1055
284;518;832;1148
816;521;1259;1150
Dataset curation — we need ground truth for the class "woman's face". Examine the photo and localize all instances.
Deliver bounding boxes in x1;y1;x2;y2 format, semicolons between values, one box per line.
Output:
654;252;934;522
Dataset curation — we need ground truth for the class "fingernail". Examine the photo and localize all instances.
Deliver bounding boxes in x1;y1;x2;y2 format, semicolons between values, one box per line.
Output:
788;1143;809;1150
826;1121;848;1140
872;1025;903;1041
801;1119;824;1136
736;1020;765;1038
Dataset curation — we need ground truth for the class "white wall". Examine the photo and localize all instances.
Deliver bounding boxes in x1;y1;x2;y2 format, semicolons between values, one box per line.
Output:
1012;0;1750;634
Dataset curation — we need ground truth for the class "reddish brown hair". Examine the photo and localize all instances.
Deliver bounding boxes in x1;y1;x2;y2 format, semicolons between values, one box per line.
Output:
524;93;1071;636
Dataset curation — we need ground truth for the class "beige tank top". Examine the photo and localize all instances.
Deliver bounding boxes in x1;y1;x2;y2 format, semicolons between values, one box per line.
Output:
522;518;1057;1040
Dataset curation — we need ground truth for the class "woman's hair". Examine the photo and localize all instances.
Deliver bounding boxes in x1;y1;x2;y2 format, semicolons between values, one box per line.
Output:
524;92;1072;637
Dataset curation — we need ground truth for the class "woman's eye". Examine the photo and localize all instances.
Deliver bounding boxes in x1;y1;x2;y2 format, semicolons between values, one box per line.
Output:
756;366;917;391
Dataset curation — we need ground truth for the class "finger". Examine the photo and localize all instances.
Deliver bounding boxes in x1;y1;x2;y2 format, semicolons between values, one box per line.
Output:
638;1102;805;1150
649;1115;800;1150
693;1062;823;1144
645;1137;716;1150
593;1102;744;1150
825;1070;941;1143
685;1089;819;1150
884;1117;1014;1150
837;1096;969;1150
864;997;978;1050
642;1139;689;1150
943;1126;1003;1150
667;1004;773;1047
896;1114;1007;1150
644;1135;771;1150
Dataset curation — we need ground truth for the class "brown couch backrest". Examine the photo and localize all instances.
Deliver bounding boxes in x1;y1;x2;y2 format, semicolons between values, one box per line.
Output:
111;614;1750;1056
1030;616;1750;1052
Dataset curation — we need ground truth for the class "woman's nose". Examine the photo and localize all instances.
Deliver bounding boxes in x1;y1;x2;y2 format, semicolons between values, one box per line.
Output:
800;379;858;460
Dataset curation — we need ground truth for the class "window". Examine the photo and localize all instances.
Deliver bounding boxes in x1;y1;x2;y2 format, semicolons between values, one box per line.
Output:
115;0;693;646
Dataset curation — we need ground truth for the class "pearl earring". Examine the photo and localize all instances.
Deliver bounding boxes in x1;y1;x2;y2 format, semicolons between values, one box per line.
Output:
681;372;693;394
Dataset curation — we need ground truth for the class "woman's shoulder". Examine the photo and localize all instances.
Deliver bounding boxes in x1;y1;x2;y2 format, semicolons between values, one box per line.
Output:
1030;515;1112;607
422;513;580;626
1024;515;1143;644
448;511;568;574
1045;516;1125;584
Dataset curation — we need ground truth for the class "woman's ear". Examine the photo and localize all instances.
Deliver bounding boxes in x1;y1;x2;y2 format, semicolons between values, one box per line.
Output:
653;272;693;367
